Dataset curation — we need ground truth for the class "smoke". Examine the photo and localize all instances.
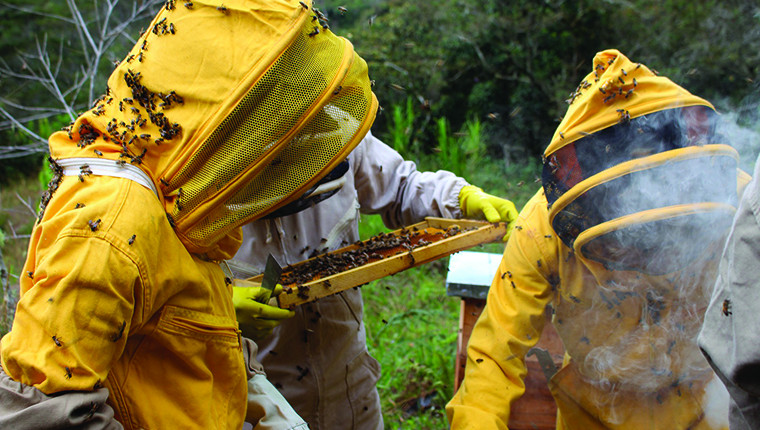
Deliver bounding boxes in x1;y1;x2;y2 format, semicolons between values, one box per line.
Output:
553;101;760;422
715;107;760;174
703;375;730;429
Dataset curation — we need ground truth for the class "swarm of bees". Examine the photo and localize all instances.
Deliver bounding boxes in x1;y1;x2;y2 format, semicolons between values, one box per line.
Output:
280;225;468;287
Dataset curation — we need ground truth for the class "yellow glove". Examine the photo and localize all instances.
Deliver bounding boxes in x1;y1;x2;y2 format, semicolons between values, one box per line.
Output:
458;185;518;240
232;280;295;341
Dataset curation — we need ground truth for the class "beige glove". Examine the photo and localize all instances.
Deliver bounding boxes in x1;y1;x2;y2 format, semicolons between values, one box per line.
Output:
232;279;294;341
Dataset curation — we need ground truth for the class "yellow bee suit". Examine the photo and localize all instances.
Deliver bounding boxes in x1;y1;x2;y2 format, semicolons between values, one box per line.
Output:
447;188;746;430
447;49;748;429
0;0;376;428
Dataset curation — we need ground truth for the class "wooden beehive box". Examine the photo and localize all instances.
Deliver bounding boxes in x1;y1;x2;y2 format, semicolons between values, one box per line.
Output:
248;217;507;309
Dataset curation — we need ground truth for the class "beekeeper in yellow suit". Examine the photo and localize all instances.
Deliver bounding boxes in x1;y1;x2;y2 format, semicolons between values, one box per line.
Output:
0;0;377;428
447;49;750;429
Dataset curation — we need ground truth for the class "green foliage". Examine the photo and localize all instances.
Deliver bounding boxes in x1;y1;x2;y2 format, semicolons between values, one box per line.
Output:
362;252;458;429
433;116;487;178
387;97;417;154
359;155;536;427
334;0;759;166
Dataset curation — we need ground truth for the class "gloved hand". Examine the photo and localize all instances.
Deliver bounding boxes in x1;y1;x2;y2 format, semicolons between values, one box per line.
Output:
232;280;295;341
459;185;518;240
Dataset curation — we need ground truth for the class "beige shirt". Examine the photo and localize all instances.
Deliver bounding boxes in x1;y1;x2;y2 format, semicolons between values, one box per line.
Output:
234;132;468;430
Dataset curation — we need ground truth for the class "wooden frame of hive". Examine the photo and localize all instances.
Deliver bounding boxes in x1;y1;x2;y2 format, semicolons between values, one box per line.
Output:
246;217;507;309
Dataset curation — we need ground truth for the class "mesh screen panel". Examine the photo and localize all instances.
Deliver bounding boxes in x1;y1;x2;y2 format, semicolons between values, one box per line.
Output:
550;152;737;249
171;23;374;248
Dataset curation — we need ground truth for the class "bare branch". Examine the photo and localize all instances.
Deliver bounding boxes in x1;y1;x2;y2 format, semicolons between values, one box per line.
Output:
14;193;38;218
34;37;77;121
0;0;164;160
0;2;75;25
0;106;47;145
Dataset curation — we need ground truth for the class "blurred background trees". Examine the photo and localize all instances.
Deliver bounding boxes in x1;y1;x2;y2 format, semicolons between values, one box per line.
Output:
2;0;758;178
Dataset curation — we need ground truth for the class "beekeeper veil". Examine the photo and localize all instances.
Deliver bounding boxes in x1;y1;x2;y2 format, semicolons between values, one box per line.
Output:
50;0;378;256
542;49;738;275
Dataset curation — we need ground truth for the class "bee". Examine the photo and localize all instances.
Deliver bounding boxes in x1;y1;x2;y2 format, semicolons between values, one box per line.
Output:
88;219;101;231
333;86;342;95
296;365;309;381
217;4;229;13
621;68;627;76
128;234;136;245
110;321;127;342
52;335;63;347
501;272;507;279
299;1;308;9
308;27;319;37
559;131;565;139
337;6;347;14
130;107;140;114
130;148;147;165
618;76;625;84
510;281;516;289
169;23;175;34
64;367;73;379
93;379;103;390
184;1;193;8
75;203;85;209
160;178;170;187
722;299;732;316
27;271;33;279
569;294;581;304
94;149;103;156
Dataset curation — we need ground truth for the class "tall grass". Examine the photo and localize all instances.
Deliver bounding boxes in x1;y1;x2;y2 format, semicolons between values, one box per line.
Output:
388;96;417;155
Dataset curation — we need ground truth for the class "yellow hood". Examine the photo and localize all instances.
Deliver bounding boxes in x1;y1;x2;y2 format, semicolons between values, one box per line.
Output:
48;0;378;255
546;49;713;157
541;49;738;275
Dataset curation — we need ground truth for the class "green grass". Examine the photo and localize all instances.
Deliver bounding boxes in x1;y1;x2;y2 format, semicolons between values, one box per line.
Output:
358;156;540;428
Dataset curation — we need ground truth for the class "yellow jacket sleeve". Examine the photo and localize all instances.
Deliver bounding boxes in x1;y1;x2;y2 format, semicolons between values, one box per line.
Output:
1;201;140;393
447;189;556;428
